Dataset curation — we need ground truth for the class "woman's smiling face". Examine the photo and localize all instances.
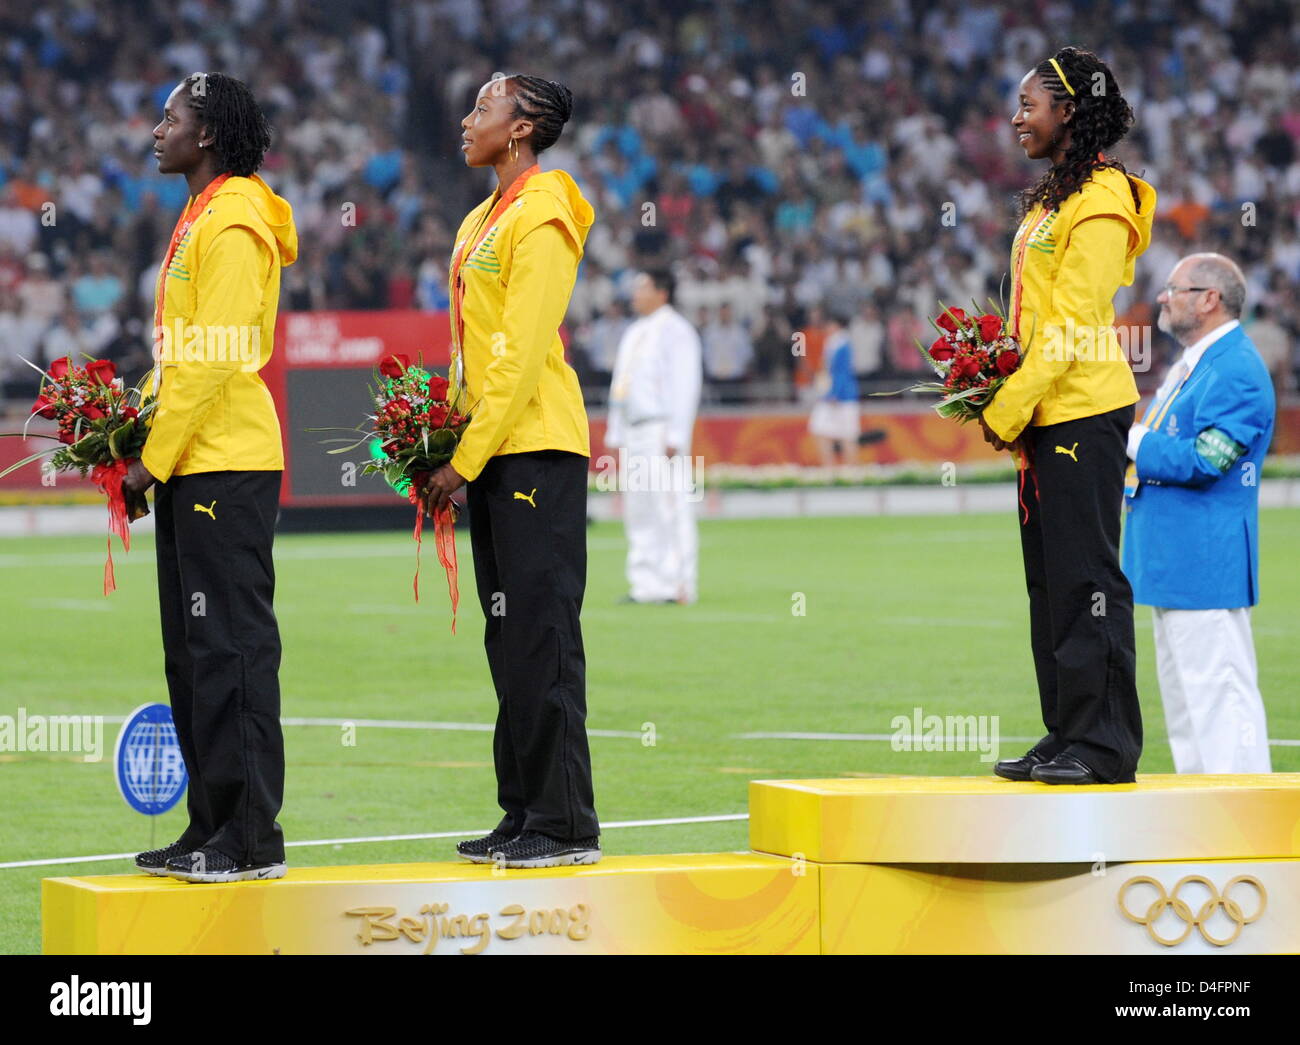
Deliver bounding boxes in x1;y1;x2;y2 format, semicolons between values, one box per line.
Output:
1011;72;1072;161
460;79;532;167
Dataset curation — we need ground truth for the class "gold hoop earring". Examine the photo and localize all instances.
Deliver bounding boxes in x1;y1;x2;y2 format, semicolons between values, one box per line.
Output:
508;137;518;163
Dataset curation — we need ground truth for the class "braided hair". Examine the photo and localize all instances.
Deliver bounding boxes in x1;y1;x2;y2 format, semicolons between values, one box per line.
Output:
181;72;272;177
504;75;574;153
1015;47;1137;219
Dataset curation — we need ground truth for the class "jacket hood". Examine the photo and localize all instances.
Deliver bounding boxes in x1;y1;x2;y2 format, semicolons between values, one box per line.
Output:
1091;167;1156;259
212;174;298;266
518;168;595;249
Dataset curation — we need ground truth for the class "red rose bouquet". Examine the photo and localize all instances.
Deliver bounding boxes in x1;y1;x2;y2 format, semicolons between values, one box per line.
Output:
0;356;155;593
900;302;1025;421
316;353;472;632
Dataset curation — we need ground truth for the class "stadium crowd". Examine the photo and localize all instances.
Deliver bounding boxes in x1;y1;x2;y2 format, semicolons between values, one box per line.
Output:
0;0;1295;408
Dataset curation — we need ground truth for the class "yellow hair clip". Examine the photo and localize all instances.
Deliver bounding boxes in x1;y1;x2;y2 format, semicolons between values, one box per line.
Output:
1048;57;1076;96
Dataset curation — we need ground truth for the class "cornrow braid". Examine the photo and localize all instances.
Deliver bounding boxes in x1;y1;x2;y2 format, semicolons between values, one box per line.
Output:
182;72;272;177
505;74;574;153
1015;46;1137;219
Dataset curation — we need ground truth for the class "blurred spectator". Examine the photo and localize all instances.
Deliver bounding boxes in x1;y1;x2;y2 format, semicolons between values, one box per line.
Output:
0;186;38;255
794;305;828;399
0;242;24;293
41;309;97;368
848;301;886;379
808;310;861;468
701;302;753;402
1249;304;1292;404
0;288;48;395
18;254;66;324
72;254;124;317
751;305;795;401
575;300;632;392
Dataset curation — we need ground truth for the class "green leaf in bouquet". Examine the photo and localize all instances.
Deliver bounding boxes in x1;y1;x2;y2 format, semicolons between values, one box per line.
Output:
941;384;999;404
869;380;948;399
107;419;136;460
428;428;457;457
383;459;410;487
305;425;374;455
993;273;1010;320
68;431;106;463
936;400;979;422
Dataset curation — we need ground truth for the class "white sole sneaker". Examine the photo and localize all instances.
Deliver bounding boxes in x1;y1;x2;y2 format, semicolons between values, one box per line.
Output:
499;848;601;869
171;862;288;883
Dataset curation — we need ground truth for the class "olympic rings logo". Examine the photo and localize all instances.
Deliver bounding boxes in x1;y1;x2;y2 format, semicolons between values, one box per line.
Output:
1117;875;1267;947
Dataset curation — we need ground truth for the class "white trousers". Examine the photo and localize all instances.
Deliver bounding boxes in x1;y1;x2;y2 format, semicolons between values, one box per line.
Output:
1152;606;1271;773
621;421;698;603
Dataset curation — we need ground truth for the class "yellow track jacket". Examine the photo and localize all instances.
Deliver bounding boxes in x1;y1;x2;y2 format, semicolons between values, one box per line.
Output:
983;166;1156;442
142;174;298;482
448;169;595;482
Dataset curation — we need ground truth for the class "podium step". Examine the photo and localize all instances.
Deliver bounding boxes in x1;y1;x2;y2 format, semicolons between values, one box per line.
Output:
42;853;819;955
43;776;1300;954
821;858;1299;954
749;774;1300;863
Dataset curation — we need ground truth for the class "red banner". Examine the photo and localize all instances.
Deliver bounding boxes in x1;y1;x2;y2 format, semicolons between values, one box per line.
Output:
591;406;1300;468
274;310;451;370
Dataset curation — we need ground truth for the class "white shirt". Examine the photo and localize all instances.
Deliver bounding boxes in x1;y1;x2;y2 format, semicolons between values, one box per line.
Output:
607;304;703;453
702;319;753;380
1127;319;1240;460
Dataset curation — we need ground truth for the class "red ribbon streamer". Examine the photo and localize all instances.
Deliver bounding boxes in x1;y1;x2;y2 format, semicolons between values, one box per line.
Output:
1015;441;1040;526
407;475;460;634
91;459;130;595
1016;448;1030;525
409;489;424;601
433;504;459;634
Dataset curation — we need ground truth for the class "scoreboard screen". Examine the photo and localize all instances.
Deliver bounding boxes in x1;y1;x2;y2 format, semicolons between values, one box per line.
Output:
263;310;451;507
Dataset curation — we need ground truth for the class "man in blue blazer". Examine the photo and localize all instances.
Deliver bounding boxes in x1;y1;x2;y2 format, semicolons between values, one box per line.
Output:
1122;253;1274;773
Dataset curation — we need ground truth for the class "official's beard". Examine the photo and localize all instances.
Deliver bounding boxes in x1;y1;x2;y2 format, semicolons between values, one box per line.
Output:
1157;307;1196;345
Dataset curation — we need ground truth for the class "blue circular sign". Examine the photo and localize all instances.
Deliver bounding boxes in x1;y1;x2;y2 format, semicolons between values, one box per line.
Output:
113;703;188;815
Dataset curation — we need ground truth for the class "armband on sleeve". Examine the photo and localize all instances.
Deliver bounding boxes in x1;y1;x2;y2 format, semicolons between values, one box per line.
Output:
1194;427;1247;474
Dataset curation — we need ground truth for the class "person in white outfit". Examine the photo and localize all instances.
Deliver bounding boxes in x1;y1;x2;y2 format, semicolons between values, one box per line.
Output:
606;269;702;604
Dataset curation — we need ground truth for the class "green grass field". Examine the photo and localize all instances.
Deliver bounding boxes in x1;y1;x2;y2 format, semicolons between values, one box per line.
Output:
2;510;1298;954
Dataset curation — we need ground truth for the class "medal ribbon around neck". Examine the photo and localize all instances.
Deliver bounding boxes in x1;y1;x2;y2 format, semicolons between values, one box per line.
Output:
447;163;538;398
152;173;231;385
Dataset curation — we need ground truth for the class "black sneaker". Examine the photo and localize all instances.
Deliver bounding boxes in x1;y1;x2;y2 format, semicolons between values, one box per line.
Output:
135;841;192;876
165;846;287;883
491;831;601;868
456;828;517;864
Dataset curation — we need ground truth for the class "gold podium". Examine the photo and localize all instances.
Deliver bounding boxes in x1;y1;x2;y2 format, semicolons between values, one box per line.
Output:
42;774;1300;954
42;853;818;955
750;774;1300;954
